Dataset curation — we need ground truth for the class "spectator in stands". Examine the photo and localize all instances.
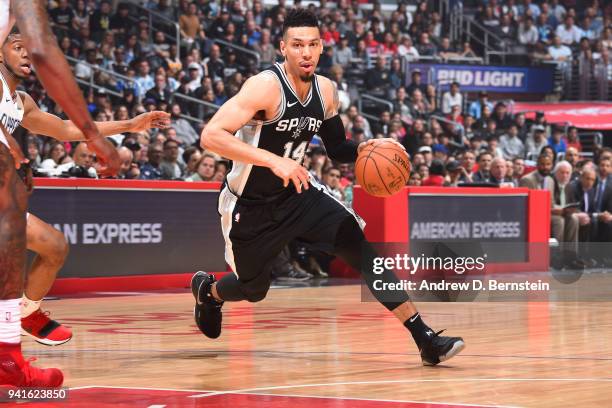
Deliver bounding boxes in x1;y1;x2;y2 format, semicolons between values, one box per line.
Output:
182;147;202;179
322;167;344;202
512;157;526;183
110;3;131;39
564;127;582;152
514;113;530;142
393;86;411;121
500;124;525;159
39;141;69;171
418;146;433;167
398;36;419;60
408;89;430;120
140;142;164;180
437;37;457;60
468;91;494;120
556;16;583;45
526;125;548;158
372;111;391;137
160;139;185;180
406;69;427;96
417;32;437;56
204;44;226;82
328;65;350;112
134;60;155;98
408;171;422;186
548;126;567;155
551;160;583;267
535;13;553;44
489;157;514;187
518;16;539;46
422;159;446;186
89;0;112;41
488;136;505;159
170;104;199;146
574;166;600;245
254;29;278;66
50;0;75;33
145;74;172;105
388;58;404;96
116;146;138;180
365;56;390;98
473;151;493;183
445;160;464;187
520;153;555;194
549;35;573;61
458;150;475;183
186;154;217;182
74;48;97;81
492;102;513;130
442;82;463;115
179;2;202;47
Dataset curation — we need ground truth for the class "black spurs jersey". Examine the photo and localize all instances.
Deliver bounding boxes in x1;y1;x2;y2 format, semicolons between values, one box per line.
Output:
226;62;326;200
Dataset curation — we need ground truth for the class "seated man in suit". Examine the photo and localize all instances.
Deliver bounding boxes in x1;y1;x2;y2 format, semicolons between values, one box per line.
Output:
519;153;555;193
551;161;583;268
571;166;612;264
593;158;612;243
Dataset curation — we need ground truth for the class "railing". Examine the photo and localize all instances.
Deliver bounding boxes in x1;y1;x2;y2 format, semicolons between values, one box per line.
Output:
358;93;394;122
429;114;465;146
461;17;508;64
65;55;136;88
212;38;261;68
65;54;218;122
127;2;181;61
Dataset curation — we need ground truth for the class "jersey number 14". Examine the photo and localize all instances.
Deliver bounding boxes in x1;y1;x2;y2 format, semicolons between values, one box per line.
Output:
283;141;308;163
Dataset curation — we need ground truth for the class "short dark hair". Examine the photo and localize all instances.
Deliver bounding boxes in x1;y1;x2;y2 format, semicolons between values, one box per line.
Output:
283;8;319;36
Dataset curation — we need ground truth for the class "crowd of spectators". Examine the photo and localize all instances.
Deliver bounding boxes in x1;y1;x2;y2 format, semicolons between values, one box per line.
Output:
14;1;612;270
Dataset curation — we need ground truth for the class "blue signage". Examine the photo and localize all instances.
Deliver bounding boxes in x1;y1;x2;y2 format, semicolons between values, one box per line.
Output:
407;63;554;93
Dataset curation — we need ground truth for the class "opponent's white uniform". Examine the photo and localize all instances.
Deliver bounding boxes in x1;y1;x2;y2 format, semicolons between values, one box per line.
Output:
0;0;23;149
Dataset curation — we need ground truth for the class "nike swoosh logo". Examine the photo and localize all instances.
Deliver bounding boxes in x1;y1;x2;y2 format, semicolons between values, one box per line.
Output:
287;101;298;107
409;313;420;323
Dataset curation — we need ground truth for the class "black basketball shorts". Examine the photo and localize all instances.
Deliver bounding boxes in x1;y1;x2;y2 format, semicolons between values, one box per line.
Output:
217;178;365;282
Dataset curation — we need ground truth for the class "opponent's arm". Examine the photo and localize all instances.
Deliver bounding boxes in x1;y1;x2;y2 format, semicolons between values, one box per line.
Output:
19;92;170;141
11;0;120;176
201;74;310;192
317;76;405;162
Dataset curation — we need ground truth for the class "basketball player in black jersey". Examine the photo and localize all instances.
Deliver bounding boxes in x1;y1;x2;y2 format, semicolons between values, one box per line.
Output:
191;9;465;365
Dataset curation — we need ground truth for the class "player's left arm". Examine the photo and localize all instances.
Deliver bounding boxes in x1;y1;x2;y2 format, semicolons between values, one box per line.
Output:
317;76;403;163
19;92;170;141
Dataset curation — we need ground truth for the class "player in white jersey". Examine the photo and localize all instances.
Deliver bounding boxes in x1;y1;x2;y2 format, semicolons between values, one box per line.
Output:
0;0;163;389
0;31;170;347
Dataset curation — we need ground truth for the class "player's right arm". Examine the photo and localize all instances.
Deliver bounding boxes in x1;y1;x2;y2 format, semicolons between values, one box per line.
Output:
201;73;310;193
11;0;120;177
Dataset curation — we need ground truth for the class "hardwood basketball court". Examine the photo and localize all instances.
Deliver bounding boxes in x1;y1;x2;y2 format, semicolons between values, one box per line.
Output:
14;280;612;407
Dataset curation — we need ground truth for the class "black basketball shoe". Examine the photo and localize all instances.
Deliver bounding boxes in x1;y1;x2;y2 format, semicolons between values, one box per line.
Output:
191;271;224;339
420;330;465;366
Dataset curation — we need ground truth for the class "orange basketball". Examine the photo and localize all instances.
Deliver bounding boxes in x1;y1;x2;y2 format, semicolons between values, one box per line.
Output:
355;141;410;197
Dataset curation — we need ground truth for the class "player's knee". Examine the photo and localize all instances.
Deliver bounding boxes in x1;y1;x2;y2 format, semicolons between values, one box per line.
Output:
42;229;69;266
242;280;270;303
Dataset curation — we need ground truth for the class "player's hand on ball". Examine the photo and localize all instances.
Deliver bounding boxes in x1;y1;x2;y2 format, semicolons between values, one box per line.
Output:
130;111;171;132
270;156;310;193
358;138;405;154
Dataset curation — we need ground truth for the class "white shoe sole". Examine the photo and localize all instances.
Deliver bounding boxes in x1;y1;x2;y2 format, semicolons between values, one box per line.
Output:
21;329;72;346
423;340;466;366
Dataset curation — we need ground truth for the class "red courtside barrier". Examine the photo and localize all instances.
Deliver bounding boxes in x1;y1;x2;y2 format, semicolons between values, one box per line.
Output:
29;178;229;295
343;186;550;276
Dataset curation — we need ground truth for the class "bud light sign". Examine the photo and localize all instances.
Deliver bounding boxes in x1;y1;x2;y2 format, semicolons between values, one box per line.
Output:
407;63;554;93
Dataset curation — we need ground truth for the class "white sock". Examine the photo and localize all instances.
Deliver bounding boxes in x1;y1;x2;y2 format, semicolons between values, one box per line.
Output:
20;295;42;319
0;299;22;344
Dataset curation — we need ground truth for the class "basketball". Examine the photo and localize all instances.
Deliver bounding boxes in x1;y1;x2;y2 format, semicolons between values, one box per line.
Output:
355;141;411;197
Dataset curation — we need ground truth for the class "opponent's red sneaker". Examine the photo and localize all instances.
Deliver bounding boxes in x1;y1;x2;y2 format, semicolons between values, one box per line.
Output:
21;309;72;346
0;342;63;388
